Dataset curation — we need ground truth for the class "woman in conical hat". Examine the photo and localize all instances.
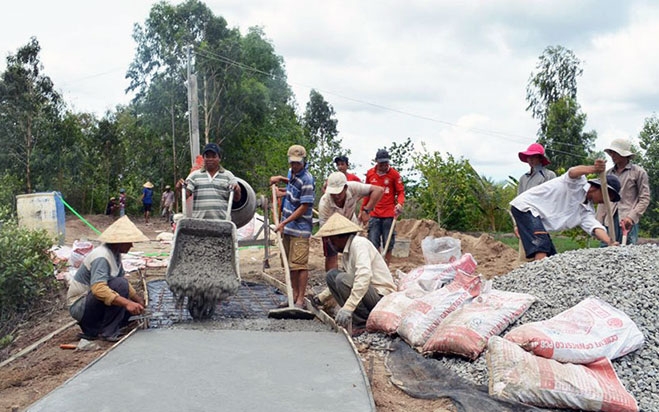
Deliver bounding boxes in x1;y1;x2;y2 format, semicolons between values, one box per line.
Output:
66;216;149;342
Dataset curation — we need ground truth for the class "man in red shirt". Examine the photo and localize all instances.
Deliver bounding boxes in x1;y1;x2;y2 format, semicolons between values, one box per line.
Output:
362;149;405;265
334;155;361;182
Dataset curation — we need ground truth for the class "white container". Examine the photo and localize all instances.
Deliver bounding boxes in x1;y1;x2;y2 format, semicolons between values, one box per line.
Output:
16;192;66;245
392;238;411;258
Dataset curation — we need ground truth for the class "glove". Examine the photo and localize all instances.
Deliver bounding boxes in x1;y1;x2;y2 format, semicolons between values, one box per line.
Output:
335;308;353;329
310;295;323;309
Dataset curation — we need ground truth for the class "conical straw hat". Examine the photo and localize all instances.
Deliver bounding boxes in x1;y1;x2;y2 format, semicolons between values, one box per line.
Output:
314;213;362;238
97;216;150;243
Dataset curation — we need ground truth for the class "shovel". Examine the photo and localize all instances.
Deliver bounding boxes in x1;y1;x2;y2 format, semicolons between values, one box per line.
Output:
621;221;630;245
599;171;616;241
267;185;315;320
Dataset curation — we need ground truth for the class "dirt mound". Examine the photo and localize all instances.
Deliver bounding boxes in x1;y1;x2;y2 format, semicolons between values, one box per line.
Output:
394;219;518;279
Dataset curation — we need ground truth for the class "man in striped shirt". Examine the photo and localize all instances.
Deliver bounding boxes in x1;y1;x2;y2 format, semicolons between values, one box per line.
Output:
270;145;315;309
182;143;241;219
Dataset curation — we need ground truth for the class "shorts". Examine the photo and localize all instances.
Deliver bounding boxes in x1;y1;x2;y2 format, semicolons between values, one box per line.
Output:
511;207;557;259
282;235;310;271
143;203;152;213
322;237;338;257
367;217;395;252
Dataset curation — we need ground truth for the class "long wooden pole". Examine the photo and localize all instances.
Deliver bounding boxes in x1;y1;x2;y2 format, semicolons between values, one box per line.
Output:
599;171;616;240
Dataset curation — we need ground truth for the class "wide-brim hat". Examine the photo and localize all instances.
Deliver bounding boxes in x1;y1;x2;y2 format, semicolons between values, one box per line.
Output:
519;143;550;166
165;185;171;190
314;213;362;238
605;138;634;158
588;175;621;203
97;216;150;243
143;181;154;188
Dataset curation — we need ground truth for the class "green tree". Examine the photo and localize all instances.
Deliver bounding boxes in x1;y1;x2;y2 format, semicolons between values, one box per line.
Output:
127;1;301;193
540;97;596;170
0;37;62;193
303;89;342;188
413;147;481;230
638;113;659;236
526;45;583;137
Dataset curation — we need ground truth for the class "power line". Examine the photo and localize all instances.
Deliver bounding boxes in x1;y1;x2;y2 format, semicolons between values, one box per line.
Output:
194;47;533;144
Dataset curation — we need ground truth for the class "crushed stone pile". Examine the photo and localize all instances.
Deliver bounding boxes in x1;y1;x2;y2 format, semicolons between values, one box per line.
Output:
358;244;659;411
166;219;240;319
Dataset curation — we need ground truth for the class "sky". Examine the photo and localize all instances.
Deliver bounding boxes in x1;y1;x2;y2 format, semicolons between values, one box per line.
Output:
3;0;658;182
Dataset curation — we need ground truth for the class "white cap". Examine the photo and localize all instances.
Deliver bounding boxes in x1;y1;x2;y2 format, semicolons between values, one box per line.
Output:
326;172;347;195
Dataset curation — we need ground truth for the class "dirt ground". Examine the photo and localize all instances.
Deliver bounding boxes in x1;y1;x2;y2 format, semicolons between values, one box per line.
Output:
0;214;518;411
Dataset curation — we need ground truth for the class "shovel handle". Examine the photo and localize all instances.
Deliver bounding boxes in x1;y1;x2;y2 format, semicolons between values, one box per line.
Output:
271;185;295;308
226;187;234;221
599;171;616;241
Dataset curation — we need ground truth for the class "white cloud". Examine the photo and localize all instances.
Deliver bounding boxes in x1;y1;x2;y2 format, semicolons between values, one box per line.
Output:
2;0;655;182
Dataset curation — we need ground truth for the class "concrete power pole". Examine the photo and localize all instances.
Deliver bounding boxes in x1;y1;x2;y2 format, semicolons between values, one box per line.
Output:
186;46;200;166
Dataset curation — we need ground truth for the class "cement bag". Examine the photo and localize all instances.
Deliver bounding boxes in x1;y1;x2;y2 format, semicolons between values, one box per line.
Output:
504;296;644;364
397;271;482;348
366;290;416;334
421;236;461;265
487;336;639;412
423;283;536;360
69;240;94;268
398;253;478;292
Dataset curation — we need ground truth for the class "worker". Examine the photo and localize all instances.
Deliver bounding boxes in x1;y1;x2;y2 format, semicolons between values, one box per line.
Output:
363;148;405;265
333;155;361;182
141;181;154;224
118;188;127;217
269;144;315;309
312;213;396;336
160;184;175;222
595;138;651;245
66;216;149;342
514;143;557;261
105;197;117;216
322;154;362;192
318;171;384;271
517;143;557;194
178;143;241;219
510;159;620;260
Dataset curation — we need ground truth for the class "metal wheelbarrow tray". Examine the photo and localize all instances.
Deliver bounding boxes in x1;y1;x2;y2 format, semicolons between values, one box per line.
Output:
166;217;241;319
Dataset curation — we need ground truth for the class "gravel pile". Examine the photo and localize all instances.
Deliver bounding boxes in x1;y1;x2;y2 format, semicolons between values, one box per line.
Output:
359;244;659;411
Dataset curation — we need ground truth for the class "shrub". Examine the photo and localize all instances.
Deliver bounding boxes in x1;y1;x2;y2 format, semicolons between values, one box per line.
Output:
0;219;58;318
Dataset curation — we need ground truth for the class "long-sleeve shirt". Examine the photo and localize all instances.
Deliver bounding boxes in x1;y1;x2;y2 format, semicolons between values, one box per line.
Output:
339;235;396;312
510;171;605;235
518;166;557;194
595;163;650;225
363;166;404;218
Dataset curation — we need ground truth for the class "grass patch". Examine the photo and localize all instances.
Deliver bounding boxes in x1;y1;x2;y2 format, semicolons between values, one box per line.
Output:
493;233;600;254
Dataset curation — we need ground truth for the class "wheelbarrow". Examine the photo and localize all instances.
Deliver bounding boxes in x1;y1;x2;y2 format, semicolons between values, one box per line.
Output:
166;191;240;320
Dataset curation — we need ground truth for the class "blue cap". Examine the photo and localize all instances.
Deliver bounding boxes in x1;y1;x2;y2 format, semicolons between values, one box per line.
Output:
588;175;621;202
203;143;221;156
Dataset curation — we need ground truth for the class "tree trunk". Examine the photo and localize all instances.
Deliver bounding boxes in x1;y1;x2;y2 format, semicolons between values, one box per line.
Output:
26;117;32;193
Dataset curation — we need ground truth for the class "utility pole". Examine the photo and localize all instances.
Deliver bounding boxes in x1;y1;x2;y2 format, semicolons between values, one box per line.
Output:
186;45;200;166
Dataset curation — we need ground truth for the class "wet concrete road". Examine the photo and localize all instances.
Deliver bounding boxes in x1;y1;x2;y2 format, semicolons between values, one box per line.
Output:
27;328;375;412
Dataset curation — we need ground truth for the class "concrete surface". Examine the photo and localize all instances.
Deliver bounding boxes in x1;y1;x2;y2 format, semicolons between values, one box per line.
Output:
27;328;375;412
